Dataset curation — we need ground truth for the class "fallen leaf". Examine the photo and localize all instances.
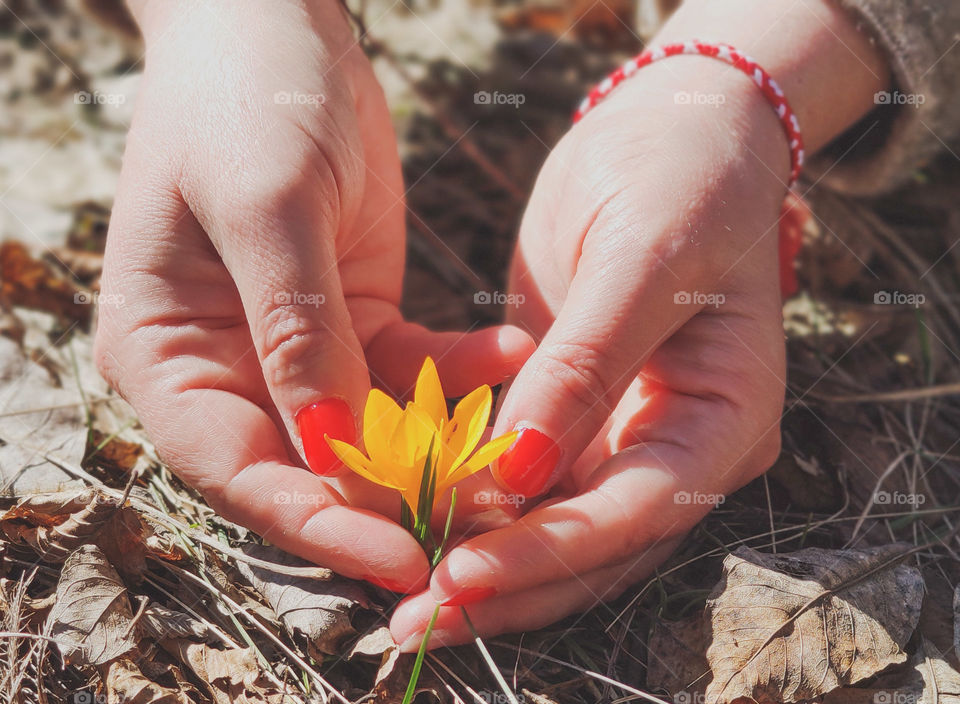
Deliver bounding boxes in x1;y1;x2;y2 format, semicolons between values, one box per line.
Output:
141;604;219;643
912;639;960;704
0;335;88;497
100;657;192;704
1;488;117;560
349;626;396;659
705;544;923;704
162;641;285;704
46;544;138;666
1;488;148;580
236;544;370;657
0;241;90;326
84;429;144;473
823;638;960;704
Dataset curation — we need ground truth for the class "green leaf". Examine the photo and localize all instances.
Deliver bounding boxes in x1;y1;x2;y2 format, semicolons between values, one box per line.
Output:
432;487;457;568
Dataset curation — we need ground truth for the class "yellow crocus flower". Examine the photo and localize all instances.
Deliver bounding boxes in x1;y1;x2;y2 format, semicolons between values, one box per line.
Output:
326;357;517;516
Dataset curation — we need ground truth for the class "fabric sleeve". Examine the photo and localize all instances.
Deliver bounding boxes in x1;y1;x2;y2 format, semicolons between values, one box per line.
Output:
804;0;960;195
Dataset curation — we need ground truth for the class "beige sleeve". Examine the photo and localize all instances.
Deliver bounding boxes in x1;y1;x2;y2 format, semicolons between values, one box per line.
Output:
804;0;960;195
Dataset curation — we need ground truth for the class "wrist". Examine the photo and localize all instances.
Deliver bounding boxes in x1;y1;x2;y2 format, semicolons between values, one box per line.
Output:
652;0;890;153
587;57;791;197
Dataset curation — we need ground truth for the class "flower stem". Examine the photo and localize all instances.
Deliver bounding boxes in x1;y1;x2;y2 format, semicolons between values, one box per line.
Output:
401;601;442;704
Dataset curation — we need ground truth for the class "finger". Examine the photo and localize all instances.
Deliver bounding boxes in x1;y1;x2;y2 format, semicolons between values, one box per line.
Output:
185;130;370;477
364;319;536;399
491;195;704;497
391;542;679;651
99;322;430;590
432;387;780;602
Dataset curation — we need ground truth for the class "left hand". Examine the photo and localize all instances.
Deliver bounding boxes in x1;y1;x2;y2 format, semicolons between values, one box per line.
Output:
390;56;789;649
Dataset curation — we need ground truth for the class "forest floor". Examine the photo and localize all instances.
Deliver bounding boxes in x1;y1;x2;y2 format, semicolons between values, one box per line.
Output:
1;1;959;702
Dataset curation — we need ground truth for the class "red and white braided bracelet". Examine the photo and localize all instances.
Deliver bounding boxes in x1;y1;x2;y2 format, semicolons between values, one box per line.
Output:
573;41;805;185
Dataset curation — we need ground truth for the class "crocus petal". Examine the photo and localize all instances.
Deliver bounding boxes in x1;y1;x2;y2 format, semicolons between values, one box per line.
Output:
363;389;403;468
391;401;437;469
442;430;519;489
326;437;404;491
413;357;448;428
446;385;492;473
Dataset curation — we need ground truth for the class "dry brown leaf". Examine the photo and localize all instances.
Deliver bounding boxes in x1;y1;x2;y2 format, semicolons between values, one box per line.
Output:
84;429;144;473
46;544;138;666
100;657;192;704
705;544;923;704
349;626;396;659
140;604;218;643
236;544;370;656
647;616;711;697
823;639;960;704
163;641;285;704
0;241;90;326
0;335;88;497
1;488;148;580
913;639;960;703
1;489;117;560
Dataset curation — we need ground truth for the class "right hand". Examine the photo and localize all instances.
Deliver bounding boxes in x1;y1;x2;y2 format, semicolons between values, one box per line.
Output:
95;0;533;592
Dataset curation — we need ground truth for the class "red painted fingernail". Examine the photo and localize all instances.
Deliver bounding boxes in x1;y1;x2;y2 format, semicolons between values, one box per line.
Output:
362;575;409;593
495;428;561;497
296;399;355;476
442;586;497;606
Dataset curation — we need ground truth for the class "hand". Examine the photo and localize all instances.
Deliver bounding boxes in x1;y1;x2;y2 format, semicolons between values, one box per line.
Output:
94;0;533;592
391;0;890;647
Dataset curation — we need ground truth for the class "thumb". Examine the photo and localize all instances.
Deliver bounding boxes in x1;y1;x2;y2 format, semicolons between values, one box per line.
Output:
190;155;369;476
491;246;701;497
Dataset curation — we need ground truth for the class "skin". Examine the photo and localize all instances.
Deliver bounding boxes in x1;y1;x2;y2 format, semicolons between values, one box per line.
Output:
101;0;890;647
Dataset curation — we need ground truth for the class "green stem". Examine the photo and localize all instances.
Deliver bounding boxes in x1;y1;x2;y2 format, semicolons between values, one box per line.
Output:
401;601;442;704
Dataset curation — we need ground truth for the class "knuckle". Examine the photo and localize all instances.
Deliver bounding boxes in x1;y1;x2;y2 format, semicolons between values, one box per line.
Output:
256;304;341;386
535;341;622;418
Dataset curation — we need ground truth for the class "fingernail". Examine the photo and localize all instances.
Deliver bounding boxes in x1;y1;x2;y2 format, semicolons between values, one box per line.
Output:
361;575;409;593
442;586;496;606
495;427;561;497
296;399;355;476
